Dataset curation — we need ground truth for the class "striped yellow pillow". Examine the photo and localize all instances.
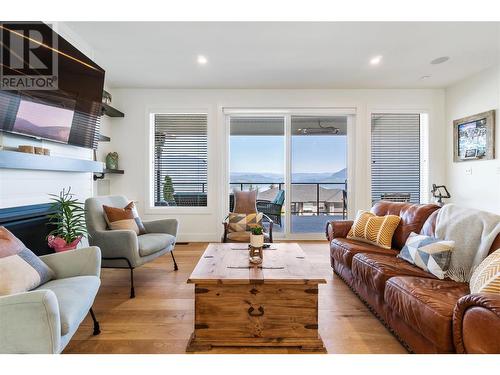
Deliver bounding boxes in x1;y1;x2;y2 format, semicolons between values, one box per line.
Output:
347;210;401;249
470;249;500;294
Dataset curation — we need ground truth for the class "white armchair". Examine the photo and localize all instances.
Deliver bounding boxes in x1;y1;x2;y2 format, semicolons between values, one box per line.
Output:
0;246;101;354
85;196;179;298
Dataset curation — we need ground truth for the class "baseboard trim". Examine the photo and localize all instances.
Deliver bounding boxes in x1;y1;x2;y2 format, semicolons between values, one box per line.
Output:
176;233;220;242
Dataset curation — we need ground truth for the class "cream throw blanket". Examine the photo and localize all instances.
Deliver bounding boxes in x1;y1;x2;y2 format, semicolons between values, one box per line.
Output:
435;204;500;282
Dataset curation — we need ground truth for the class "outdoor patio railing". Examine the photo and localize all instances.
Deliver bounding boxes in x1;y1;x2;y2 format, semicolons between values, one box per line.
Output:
229;182;347;216
155;181;347;216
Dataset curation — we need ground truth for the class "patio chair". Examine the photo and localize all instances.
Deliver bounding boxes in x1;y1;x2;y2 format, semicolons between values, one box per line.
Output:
223;190;273;243
257;189;285;227
342;189;347;219
380;192;411;203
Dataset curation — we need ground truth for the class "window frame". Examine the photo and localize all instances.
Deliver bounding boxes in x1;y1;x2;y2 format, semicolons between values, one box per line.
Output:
367;108;431;205
145;108;212;215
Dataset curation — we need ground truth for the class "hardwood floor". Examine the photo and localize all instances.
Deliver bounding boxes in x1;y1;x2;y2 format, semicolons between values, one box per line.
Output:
64;242;407;354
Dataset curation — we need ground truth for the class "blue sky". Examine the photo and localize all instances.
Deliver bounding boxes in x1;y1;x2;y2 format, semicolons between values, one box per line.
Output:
230;135;347;174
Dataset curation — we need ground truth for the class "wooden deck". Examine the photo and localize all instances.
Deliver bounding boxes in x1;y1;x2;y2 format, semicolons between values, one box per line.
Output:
64;242;406;354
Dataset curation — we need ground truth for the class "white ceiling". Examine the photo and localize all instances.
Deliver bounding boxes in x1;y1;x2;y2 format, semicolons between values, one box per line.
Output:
67;22;500;89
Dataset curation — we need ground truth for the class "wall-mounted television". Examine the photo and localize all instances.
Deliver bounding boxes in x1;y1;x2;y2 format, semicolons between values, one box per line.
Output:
0;22;105;149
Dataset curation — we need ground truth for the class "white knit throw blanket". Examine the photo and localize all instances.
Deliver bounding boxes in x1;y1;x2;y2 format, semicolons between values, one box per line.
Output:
435;204;500;282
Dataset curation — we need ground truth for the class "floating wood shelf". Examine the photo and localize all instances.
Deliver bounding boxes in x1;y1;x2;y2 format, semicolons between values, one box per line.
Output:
103;168;124;174
0;150;103;173
93;168;124;181
98;134;111;142
102;103;125;118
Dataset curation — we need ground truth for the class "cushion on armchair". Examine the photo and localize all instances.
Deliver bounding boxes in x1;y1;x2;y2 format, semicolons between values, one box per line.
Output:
103;201;146;235
34;276;100;335
228;212;263;233
138;233;175;257
0;227;54;296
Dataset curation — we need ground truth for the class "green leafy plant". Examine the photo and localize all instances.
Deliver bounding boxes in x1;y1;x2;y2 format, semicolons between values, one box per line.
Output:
47;187;88;243
163;175;175;202
251;226;264;236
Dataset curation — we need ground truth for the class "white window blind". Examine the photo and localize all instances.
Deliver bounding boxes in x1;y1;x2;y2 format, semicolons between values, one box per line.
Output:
371;113;420;204
153;113;208;207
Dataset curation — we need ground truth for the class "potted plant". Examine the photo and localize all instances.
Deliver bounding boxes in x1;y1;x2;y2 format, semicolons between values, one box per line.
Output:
47;187;88;252
250;226;265;248
163;175;176;206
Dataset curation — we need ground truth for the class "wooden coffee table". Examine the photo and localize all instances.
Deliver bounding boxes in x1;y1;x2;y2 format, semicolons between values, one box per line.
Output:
186;243;326;352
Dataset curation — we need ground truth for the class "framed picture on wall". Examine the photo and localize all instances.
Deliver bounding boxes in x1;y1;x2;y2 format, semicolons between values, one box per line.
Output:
453;110;495;162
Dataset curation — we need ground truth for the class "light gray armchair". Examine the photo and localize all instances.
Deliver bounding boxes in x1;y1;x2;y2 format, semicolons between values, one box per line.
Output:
85;195;179;298
0;246;101;354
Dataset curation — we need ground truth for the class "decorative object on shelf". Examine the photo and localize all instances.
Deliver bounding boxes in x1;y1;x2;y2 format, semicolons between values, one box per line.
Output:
18;145;34;153
47;187;88;252
105;152;119;169
43;148;50;155
34;147;44;155
431;184;451;206
102;90;112;104
453;110;495;162
249;226;264;264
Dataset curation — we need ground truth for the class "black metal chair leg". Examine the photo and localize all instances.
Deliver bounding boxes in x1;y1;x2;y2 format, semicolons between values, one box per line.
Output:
101;257;136;298
89;308;101;335
170;251;179;271
130;267;135;298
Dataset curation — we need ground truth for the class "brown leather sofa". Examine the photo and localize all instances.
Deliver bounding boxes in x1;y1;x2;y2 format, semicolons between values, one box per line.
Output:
326;201;500;354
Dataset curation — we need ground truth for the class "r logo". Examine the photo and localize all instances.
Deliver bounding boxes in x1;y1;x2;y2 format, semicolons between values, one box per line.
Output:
0;22;58;90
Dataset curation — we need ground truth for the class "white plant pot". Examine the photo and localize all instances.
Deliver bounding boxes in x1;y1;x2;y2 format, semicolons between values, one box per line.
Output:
250;234;264;248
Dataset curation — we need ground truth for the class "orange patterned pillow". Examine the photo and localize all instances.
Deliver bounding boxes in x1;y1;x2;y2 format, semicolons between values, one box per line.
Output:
469;249;500;294
347;210;401;249
103;202;146;235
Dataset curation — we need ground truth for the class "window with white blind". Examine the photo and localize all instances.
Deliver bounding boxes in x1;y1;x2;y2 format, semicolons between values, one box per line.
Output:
371;113;421;204
152;113;208;207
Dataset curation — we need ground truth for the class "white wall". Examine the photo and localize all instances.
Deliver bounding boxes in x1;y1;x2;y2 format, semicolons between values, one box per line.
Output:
107;88;445;241
445;65;500;213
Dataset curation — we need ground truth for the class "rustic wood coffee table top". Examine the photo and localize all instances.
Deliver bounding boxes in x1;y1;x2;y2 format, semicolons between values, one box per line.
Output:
187;242;326;285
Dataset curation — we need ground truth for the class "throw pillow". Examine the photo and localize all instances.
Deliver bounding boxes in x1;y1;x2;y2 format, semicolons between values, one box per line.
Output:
0;226;55;296
469;249;500;294
228;212;263;233
398;232;455;279
347;210;401;249
103;202;146;235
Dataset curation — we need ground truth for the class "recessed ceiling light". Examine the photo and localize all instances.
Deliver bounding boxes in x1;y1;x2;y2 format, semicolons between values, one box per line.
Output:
370;55;383;65
430;56;450;65
197;55;208;65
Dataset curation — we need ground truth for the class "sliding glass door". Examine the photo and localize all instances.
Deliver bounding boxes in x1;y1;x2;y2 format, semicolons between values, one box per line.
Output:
229;116;285;233
228;111;351;237
290;116;348;233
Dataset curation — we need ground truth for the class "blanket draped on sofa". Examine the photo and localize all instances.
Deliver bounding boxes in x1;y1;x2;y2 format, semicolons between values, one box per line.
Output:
435;204;500;282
